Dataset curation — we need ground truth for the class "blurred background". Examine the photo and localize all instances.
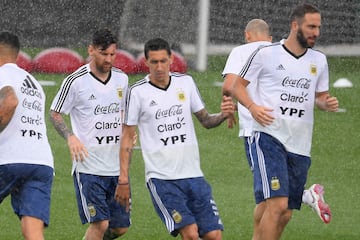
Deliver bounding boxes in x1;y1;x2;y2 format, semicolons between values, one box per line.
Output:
1;0;359;71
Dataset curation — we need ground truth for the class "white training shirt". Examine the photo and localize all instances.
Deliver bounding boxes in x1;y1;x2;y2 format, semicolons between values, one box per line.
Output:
125;73;205;181
222;41;271;137
50;64;128;176
240;42;329;156
0;63;53;168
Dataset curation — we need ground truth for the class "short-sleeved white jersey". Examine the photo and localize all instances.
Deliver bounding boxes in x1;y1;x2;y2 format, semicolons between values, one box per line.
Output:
0;63;53;167
50;64;128;176
240;42;329;156
222;41;271;137
125;73;205;181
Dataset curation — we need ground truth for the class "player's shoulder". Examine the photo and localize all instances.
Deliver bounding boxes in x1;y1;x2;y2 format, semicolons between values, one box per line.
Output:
307;48;327;59
64;65;88;82
111;67;128;77
171;72;192;80
129;77;148;92
171;72;196;85
254;41;282;56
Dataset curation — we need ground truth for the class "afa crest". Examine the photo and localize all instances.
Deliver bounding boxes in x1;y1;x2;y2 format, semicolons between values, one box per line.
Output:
271;176;280;191
310;64;317;76
172;210;183;223
117;87;123;99
177;89;186;102
88;204;97;217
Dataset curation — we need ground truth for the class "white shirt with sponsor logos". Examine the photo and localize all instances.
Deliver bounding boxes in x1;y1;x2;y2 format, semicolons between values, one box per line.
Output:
125;73;205;181
50;64;128;176
222;41;271;137
0;63;53;168
240;42;329;156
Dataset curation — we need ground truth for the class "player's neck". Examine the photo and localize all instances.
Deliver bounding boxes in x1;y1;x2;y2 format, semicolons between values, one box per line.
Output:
284;38;307;57
149;75;170;89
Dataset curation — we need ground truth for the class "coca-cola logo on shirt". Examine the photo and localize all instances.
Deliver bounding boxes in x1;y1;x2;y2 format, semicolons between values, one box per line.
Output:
155;105;183;119
282;77;311;89
22;98;42;112
94;103;120;115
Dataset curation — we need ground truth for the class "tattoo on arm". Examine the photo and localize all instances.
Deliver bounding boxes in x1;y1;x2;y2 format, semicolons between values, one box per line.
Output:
49;110;73;139
194;109;226;129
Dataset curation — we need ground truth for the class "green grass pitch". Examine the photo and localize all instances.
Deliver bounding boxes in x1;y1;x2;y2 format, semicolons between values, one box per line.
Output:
0;56;359;239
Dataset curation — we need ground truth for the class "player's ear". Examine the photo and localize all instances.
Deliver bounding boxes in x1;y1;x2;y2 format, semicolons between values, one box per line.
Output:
291;20;298;31
88;45;94;57
169;51;174;65
244;31;251;43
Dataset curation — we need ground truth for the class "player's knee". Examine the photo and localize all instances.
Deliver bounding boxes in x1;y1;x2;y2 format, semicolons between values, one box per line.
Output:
111;227;128;237
179;224;199;240
202;229;222;240
279;210;292;227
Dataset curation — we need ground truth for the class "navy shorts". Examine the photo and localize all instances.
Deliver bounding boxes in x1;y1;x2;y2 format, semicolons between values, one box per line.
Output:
0;163;53;226
147;177;223;237
247;132;311;209
73;172;131;228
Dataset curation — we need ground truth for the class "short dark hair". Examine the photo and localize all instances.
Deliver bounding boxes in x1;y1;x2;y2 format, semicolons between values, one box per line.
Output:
0;31;20;53
290;3;320;23
144;38;171;59
92;29;117;50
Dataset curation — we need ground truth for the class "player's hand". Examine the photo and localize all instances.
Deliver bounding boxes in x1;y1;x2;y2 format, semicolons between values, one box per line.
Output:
226;113;237;128
248;103;274;126
221;95;235;118
325;96;339;112
132;132;138;147
67;135;89;162
115;182;131;212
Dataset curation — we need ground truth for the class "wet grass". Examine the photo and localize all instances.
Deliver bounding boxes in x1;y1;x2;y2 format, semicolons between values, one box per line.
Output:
0;56;359;239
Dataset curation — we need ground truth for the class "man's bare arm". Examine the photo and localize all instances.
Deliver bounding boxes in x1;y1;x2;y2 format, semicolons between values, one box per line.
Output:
0;86;18;132
194;109;227;129
49;109;73;139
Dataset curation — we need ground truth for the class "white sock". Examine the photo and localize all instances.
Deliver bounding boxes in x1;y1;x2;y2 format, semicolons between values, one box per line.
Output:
302;190;312;205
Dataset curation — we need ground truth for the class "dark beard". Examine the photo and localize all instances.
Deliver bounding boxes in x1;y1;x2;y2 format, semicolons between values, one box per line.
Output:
296;28;311;48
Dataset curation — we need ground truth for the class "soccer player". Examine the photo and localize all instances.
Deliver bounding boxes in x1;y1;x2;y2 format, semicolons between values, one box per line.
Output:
50;29;130;240
0;31;54;240
222;18;332;239
229;4;338;240
115;38;234;240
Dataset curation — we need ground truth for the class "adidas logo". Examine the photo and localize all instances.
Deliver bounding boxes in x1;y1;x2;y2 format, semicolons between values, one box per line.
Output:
88;94;96;100
276;64;285;70
149;100;157;107
23;75;38;89
21;75;42;99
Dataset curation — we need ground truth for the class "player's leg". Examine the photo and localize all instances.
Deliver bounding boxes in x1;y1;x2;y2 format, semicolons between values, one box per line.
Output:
187;177;223;240
179;223;199;240
11;164;53;240
74;173;114;239
258;197;292;240
103;227;128;240
244;136;266;240
83;220;109;240
250;132;291;240
147;178;201;238
103;176;131;239
21;216;45;240
252;201;266;240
